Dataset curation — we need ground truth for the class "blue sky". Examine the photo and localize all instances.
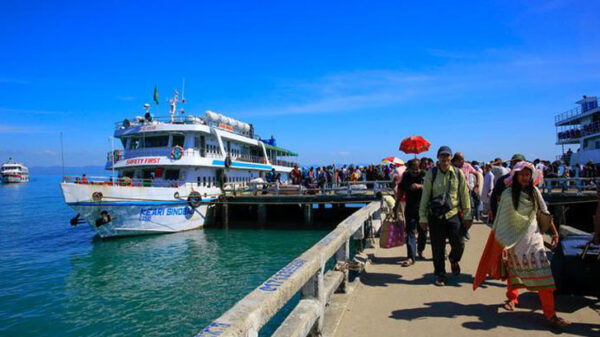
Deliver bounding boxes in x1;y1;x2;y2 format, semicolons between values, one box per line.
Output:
1;0;599;167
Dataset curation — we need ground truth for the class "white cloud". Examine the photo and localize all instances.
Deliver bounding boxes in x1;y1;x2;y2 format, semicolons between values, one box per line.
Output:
237;70;432;117
233;47;600;118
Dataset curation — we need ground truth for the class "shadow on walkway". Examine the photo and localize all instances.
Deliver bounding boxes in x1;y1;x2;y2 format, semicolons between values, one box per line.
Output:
389;300;600;337
369;254;432;265
360;272;505;289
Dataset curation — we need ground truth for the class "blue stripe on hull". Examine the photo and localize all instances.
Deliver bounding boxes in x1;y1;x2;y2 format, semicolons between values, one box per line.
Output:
68;199;214;206
212;160;272;170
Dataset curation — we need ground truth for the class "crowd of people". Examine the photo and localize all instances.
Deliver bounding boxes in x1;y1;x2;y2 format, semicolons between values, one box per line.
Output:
284;161;437;190
382;146;572;328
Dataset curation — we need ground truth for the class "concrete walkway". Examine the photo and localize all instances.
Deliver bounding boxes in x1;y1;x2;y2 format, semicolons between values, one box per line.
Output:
334;223;600;337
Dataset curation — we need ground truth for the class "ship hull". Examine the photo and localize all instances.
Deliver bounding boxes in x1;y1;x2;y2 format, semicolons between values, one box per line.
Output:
2;174;29;183
61;182;215;238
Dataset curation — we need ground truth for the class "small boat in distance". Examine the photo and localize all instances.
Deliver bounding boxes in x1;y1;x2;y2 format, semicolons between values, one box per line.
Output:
60;89;299;238
1;158;30;183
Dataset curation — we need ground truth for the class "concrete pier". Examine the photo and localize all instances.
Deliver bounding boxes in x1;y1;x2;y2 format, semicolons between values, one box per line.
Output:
332;223;600;337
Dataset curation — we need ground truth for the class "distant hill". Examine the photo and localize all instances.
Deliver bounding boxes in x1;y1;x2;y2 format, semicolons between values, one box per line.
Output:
30;165;107;176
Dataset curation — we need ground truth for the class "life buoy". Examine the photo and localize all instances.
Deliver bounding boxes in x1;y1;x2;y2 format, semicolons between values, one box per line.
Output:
172;145;184;160
224;155;232;168
92;192;103;202
188;191;202;208
113;150;121;162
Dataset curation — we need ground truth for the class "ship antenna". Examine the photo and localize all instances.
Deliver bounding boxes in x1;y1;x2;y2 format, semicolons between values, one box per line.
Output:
169;89;179;122
181;78;186;115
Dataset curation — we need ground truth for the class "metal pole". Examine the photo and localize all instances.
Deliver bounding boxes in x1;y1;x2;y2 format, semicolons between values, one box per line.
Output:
111;136;115;179
60;132;65;179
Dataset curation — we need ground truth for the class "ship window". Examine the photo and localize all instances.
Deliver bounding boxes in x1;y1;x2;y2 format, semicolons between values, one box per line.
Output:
130;138;142;150
144;135;169;148
197;176;201;187
122;170;134;178
172;134;185;148
142;169;153;179
203;176;206;186
165;169;180;181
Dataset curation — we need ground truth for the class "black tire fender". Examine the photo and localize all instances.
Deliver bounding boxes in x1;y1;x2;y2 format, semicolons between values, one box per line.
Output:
188;191;202;208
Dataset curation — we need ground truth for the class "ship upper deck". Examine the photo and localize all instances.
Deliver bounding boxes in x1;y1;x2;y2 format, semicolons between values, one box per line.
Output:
108;111;299;170
555;96;599;126
555;96;599;145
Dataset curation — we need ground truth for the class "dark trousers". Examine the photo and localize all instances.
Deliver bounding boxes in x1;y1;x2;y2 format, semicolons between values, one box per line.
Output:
428;214;465;277
471;191;481;221
406;215;426;260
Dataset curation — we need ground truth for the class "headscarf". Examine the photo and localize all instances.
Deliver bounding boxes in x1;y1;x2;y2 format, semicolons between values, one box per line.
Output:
503;161;543;186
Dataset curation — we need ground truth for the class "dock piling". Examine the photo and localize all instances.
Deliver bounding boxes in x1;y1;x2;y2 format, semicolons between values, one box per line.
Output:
303;204;313;226
257;204;267;226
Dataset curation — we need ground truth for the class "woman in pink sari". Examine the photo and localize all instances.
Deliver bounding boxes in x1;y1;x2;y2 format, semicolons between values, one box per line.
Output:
473;162;570;328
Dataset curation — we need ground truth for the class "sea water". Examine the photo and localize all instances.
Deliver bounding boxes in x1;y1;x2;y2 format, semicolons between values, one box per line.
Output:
0;175;328;337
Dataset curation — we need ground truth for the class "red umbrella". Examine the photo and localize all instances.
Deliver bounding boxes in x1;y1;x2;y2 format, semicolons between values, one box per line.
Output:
399;136;431;155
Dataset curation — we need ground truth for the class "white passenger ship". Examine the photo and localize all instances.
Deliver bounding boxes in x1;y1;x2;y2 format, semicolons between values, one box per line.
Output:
1;158;30;183
60;92;298;238
555;95;599;165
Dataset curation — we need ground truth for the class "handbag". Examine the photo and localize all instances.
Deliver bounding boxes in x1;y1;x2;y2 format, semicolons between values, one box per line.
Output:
379;214;405;248
534;187;552;233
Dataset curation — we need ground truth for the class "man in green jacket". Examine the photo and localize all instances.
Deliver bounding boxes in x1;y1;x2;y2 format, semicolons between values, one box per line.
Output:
419;146;472;286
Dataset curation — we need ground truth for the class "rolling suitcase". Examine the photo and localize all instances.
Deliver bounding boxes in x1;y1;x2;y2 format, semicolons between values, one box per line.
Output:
551;234;600;298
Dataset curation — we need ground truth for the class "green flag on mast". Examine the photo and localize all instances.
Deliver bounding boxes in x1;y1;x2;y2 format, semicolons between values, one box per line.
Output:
153;86;159;105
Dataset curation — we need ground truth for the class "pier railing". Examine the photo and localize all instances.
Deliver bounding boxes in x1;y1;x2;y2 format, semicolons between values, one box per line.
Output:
540;177;598;195
223;180;395;196
195;201;382;337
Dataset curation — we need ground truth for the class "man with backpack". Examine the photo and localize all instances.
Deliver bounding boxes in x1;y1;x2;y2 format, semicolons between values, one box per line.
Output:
419;146;472;286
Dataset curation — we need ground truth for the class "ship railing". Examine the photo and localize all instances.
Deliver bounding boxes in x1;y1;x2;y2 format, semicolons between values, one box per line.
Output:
232;153;268;164
122;148;174;159
62;175;187;188
223;180;394;196
114;115;207;129
270;159;297;168
556;121;600;142
555;106;582;124
194;201;382;337
540;177;598;195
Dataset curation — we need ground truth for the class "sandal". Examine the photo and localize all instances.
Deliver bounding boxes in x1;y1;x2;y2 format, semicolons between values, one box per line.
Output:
548;315;571;328
401;259;415;267
503;300;516;311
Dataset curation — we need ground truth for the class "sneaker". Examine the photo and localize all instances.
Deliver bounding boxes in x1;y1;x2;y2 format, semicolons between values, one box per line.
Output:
451;262;461;276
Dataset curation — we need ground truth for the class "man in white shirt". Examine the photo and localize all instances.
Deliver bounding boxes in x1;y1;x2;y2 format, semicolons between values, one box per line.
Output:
481;163;495;223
